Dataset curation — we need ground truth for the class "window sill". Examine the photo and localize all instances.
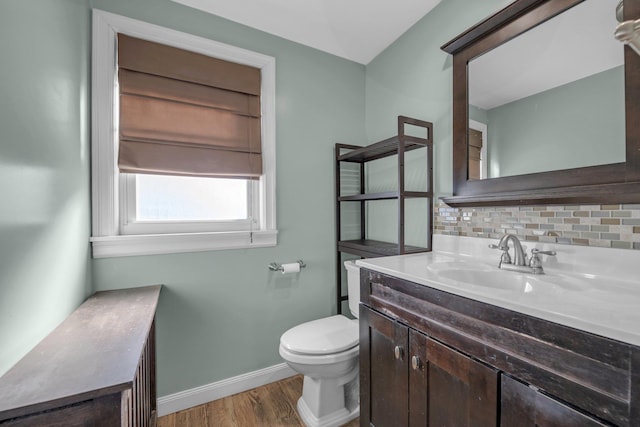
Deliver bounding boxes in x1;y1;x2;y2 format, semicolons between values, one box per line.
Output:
90;230;277;258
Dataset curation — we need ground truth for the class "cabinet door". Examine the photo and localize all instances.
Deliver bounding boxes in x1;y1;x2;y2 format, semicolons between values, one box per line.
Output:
360;306;408;427
427;338;499;427
501;375;608;427
409;329;428;426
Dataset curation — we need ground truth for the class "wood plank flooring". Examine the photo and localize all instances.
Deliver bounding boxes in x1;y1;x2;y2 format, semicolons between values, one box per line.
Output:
157;375;359;427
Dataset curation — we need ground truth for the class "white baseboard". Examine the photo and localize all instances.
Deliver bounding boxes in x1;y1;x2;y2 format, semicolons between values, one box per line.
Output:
157;363;297;416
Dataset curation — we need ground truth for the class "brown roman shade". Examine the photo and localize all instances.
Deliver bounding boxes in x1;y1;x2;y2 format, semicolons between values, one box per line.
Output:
117;34;262;179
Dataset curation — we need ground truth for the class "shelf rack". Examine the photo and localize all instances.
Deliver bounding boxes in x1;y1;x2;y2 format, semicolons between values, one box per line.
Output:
335;116;434;314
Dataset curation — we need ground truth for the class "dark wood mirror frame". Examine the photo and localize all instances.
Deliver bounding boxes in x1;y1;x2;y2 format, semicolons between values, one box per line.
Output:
441;0;640;207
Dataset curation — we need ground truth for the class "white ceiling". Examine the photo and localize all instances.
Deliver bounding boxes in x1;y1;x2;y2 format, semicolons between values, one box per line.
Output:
171;0;442;64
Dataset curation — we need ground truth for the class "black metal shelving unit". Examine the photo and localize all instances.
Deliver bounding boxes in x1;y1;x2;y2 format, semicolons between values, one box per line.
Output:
335;116;434;314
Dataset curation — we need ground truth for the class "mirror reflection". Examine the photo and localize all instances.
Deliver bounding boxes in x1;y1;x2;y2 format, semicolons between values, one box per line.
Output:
468;0;625;180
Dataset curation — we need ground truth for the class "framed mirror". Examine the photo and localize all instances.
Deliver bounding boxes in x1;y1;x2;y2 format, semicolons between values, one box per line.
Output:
441;0;640;207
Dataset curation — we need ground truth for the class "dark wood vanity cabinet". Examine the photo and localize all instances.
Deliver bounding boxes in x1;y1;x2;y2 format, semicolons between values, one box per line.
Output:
501;375;608;427
360;306;498;427
360;306;409;426
359;269;639;427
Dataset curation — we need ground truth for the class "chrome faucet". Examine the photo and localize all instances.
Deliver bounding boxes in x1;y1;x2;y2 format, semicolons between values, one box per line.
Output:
497;234;526;266
489;233;556;274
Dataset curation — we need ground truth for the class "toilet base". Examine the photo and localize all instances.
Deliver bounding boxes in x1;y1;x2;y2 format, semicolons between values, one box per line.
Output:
295;374;359;427
297;396;359;427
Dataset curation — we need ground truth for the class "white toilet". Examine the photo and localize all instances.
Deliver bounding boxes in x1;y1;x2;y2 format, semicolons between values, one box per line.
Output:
279;260;361;427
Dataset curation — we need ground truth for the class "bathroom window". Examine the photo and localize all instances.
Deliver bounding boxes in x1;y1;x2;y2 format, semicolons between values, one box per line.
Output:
90;10;277;258
121;174;259;235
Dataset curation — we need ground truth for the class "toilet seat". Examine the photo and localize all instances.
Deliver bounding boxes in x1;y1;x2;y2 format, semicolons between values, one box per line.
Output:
280;315;358;356
279;342;359;366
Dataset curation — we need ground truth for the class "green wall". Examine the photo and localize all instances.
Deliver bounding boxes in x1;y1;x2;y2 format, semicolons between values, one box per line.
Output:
89;0;366;396
363;0;513;244
0;0;92;375
486;66;625;177
469;105;489;124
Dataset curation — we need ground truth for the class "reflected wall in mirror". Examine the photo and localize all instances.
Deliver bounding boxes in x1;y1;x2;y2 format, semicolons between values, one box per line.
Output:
441;0;640;207
468;0;625;179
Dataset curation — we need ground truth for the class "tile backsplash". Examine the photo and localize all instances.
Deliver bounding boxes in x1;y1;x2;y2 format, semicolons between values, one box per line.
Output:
435;202;640;250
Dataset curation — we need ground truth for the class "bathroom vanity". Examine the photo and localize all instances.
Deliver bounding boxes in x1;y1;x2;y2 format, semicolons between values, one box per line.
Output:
357;236;640;427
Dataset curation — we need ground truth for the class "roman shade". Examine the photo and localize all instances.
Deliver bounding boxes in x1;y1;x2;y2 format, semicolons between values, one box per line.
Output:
117;34;262;179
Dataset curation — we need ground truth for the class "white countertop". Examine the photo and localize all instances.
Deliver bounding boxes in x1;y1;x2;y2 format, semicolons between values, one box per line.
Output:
357;235;640;346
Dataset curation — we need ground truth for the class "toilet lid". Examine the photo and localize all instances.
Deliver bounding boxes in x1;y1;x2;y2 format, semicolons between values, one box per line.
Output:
280;315;358;355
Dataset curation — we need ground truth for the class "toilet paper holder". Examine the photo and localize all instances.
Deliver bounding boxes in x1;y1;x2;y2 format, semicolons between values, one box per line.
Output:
268;260;306;272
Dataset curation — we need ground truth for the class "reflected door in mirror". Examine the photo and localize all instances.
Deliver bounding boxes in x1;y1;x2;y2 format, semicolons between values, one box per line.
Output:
469;128;483;180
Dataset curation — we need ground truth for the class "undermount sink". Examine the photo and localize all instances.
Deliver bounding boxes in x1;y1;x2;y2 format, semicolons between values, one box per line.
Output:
438;269;545;293
427;261;588;294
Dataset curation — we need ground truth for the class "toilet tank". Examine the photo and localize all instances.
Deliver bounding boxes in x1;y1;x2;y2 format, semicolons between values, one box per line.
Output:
344;260;361;318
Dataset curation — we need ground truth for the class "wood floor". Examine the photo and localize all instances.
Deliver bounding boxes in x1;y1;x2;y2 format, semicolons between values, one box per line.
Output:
157;375;359;427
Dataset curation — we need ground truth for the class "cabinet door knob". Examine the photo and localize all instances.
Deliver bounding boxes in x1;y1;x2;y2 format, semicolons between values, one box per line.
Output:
394;345;403;360
411;355;422;370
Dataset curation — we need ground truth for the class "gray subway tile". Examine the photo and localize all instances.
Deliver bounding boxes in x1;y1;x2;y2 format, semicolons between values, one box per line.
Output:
612;241;632;249
601;233;621;240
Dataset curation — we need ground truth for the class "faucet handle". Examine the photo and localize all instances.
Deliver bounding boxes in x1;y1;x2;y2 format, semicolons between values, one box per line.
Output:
488;243;507;250
489;243;511;265
531;248;556;256
529;248;556;274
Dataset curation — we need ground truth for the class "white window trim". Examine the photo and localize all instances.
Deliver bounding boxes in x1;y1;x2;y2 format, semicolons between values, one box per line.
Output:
90;9;277;258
